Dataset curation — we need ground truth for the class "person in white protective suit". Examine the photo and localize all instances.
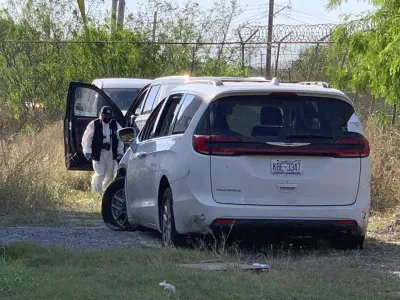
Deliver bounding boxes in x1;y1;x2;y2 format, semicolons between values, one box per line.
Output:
81;106;124;193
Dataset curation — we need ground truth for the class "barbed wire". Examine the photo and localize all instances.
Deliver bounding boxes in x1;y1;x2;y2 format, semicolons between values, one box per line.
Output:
0;22;372;44
238;20;372;43
238;24;337;43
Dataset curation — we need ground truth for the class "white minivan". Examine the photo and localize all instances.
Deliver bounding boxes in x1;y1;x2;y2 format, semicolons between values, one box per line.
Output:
65;77;370;249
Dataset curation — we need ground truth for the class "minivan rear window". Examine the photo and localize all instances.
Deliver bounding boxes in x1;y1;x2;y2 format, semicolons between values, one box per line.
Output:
209;95;355;142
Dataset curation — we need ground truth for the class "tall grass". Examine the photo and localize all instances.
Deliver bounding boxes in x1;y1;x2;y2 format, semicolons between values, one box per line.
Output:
0;122;90;216
0;119;399;217
365;121;400;212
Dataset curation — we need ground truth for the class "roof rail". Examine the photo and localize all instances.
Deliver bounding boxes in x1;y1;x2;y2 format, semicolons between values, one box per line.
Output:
183;76;268;86
220;77;268;83
298;81;330;88
184;79;223;86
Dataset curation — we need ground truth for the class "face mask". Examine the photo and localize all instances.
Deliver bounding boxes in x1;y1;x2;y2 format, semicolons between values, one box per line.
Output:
102;117;111;123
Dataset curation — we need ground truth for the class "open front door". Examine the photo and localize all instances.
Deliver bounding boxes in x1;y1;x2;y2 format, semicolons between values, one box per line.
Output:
64;82;124;170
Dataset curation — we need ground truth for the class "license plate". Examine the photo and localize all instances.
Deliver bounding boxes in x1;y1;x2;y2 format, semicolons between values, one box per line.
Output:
271;159;303;175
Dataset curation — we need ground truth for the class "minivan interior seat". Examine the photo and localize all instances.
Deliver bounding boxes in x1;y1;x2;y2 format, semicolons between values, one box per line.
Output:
251;106;283;137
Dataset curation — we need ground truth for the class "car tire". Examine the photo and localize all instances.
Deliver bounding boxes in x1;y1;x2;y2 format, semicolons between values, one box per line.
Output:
334;234;365;250
102;177;135;231
161;187;184;247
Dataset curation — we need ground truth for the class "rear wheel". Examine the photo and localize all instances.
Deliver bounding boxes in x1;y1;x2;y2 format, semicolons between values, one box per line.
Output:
161;187;183;247
102;177;135;231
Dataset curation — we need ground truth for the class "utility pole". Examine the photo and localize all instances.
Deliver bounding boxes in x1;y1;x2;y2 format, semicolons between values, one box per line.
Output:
117;0;125;29
152;11;158;42
111;0;118;32
266;0;274;78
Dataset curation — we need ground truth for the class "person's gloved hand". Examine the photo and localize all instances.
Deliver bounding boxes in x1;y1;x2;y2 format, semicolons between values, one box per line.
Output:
84;153;91;161
117;153;123;161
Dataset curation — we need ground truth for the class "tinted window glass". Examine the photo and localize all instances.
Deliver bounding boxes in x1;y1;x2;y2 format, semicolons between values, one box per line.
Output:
141;100;164;141
154;95;183;138
133;90;147;116
142;85;160;114
103;88;141;111
195;108;210;135
210;95;354;142
74;87;108;117
173;94;202;134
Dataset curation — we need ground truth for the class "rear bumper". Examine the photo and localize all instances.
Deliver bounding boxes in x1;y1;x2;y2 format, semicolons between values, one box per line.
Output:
171;182;370;237
210;218;359;236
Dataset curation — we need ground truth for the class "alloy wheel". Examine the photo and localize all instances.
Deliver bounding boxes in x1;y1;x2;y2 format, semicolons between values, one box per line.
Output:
111;189;127;228
162;198;172;246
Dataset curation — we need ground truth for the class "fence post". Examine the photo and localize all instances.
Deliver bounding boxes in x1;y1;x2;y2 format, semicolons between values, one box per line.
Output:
308;43;319;81
274;31;292;77
237;30;245;75
238;29;259;76
308;33;331;81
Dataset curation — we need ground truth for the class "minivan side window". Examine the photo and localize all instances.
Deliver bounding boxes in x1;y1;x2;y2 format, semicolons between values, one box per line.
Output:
153;94;184;138
74;88;108;117
140;100;165;141
172;94;202;134
142;85;161;114
134;90;148;116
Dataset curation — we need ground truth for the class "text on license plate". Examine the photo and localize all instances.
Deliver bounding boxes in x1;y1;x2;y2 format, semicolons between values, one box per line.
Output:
271;159;303;175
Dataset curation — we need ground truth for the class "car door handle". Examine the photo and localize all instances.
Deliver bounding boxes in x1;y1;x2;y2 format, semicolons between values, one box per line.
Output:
137;152;148;159
277;183;298;193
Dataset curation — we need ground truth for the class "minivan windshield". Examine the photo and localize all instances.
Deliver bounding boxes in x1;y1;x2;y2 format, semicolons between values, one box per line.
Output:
209;95;355;142
103;88;142;111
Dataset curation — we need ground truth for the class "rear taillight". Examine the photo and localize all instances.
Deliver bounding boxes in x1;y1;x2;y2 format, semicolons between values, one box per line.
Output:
334;138;370;158
336;220;358;226
193;135;240;155
193;135;210;154
193;135;370;158
214;218;236;225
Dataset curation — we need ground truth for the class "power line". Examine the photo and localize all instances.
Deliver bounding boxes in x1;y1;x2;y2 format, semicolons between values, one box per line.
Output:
289;8;338;23
282;16;312;25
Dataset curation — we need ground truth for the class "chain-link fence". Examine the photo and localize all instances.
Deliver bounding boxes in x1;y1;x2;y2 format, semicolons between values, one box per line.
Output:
2;20;385;129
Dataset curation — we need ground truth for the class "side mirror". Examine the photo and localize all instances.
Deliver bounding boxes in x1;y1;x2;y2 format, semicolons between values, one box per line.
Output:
117;127;138;144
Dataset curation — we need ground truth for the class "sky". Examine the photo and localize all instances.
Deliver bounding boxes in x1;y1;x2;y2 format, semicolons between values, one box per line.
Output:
124;0;375;25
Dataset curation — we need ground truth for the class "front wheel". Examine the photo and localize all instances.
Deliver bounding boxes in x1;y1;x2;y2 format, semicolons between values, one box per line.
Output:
161;187;184;247
102;177;134;231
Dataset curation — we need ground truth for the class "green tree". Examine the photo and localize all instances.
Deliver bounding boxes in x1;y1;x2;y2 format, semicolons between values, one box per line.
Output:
326;0;399;105
0;0;244;132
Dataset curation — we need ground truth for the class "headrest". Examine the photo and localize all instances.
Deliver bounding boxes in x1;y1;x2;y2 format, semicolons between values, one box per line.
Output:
260;106;283;126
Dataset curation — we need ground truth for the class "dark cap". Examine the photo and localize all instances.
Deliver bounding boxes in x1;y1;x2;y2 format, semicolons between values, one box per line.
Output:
100;106;113;118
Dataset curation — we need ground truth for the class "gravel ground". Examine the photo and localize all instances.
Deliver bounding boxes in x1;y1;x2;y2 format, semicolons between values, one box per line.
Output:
0;226;161;251
0;226;399;277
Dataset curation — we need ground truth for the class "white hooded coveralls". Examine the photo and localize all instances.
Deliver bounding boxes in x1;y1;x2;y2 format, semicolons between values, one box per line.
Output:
81;119;124;193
